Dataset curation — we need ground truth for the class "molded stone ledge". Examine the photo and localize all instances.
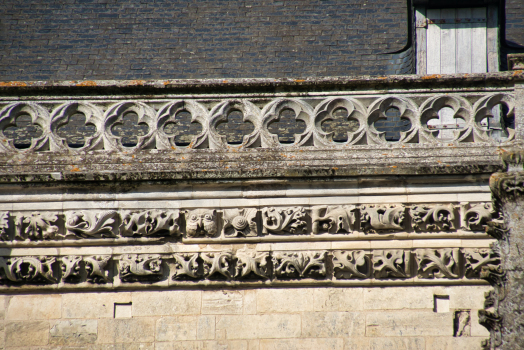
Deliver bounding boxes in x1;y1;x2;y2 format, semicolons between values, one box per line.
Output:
0;247;497;292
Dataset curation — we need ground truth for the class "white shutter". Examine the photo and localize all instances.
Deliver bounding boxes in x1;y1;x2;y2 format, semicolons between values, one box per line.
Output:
426;8;487;74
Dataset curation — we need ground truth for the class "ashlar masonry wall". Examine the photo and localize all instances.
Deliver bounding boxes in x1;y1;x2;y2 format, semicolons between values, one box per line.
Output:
3;285;490;349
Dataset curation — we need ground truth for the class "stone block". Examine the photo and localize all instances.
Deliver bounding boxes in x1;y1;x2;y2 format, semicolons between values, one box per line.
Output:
132;290;201;316
155;341;204;350
366;311;452;336
260;338;344;350
446;286;492;310
471;310;490;337
203;340;250;350
344;337;370;350
369;337;425;349
62;292;131;319
49;319;98;345
6;295;61;320
364;287;433;310
198;315;216;340
301;312;365;338
243;290;257;315
216;314;301;339
203;291;243;315
0;295;5;319
257;288;314;313
425;337;485;350
94;343;155;350
156;316;199;341
98;318;155;343
5;320;49;347
314;287;363;311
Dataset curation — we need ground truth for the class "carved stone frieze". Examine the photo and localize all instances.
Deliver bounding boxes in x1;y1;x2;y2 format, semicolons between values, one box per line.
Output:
416;248;460;279
462;203;493;231
333;250;371;279
172;253;200;280
0;256;57;284
0;212;8;241
185;209;218;238
261;207;308;235
464;248;501;279
361;205;405;233
15;212;59;241
84;255;111;283
120;210;180;237
372;250;411;278
410;204;455;232
202;251;233;280
60;256;82;283
119;254;164;282
273;251;327;279
235;248;269;280
479;310;503;349
65;210;117;238
311;205;356;234
222;208;258;237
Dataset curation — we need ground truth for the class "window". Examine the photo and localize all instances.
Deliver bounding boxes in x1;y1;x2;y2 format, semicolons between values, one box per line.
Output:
416;6;499;74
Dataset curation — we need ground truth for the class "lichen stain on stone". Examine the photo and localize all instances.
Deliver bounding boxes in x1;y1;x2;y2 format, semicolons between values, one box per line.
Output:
70;166;80;172
0;81;27;87
421;74;442;80
127;80;146;86
76;81;97;87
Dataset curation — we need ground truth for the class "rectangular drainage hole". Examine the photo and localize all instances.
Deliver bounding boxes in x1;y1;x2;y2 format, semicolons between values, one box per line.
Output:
114;302;132;318
434;295;450;313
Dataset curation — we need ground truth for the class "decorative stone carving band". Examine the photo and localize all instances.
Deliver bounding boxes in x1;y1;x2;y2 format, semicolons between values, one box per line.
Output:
0;248;499;288
0;203;496;244
0;93;515;153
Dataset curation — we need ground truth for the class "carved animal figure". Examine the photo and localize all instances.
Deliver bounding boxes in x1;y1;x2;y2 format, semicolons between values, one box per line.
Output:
185;209;218;238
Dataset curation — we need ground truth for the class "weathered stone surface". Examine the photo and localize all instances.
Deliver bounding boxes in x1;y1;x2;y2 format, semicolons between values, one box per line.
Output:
369;337;425;350
313;288;363;312
260;338;344;350
257;288;314;313
302;312;365;338
62;292;131;319
5;320;49;347
365;311;452;337
6;295;61;320
363;287;433;310
132;291;201;316
216;314;301;339
49;319;98;345
202;291;243;315
425;337;485;350
156;340;249;350
156;316;215;342
98;318;155;343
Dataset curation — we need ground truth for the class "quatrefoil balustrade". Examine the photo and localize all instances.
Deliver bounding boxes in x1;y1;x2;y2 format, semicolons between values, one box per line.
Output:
472;94;515;143
51;102;103;151
209;100;260;149
313;97;367;146
368;97;418;144
0;102;49;152
105;102;155;151
419;96;472;143
156;101;208;150
262;99;313;147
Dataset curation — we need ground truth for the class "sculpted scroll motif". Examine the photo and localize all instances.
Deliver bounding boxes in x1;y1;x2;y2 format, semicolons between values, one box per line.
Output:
373;250;411;278
235;248;269;280
120;210;180;237
333;250;372;279
222;208;258;238
262;207;308;235
15;212;59;241
119;254;164;282
0;256;57;284
172;253;200;280
462;203;493;231
84;255;111;283
311;205;356;234
273;251;327;279
202;251;233;280
60;256;82;283
410;205;455;232
0;212;8;241
185;209;218;238
464;248;501;279
361;205;405;233
65;210;117;238
416;248;460;279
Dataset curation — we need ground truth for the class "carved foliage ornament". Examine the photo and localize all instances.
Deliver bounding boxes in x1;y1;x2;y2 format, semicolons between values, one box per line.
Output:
222;208;258;238
120;210;180;237
333;250;371;279
410;205;455;232
262;207;307;235
416;248;460;279
311;205;356;234
373;250;411;278
15;212;59;241
0;256;57;284
361;205;405;233
119;254;164;282
65;210;117;238
273;251;327;279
